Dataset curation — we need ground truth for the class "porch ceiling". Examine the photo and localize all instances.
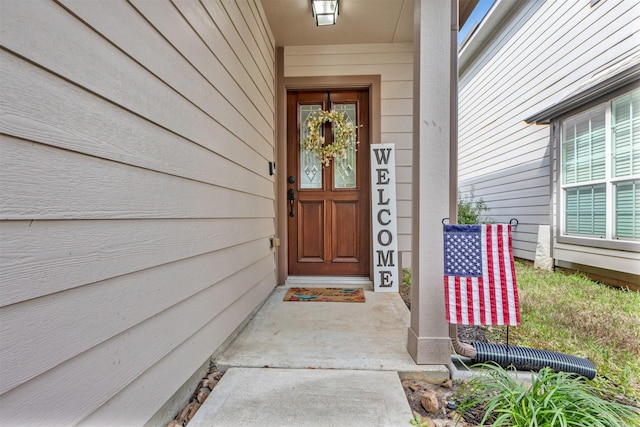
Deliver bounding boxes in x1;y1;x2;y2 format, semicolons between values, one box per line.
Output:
261;0;478;46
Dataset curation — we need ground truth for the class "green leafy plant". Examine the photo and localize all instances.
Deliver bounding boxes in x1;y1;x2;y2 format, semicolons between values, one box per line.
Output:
457;188;490;224
455;363;640;427
402;268;411;287
409;413;430;427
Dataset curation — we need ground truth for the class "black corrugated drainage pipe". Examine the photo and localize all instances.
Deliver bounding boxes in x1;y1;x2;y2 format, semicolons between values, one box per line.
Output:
472;342;597;379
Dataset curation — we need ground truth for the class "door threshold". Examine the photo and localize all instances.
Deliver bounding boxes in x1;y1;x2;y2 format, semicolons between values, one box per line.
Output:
285;276;373;289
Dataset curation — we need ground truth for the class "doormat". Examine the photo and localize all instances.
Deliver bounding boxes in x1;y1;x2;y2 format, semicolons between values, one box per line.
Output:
283;287;366;303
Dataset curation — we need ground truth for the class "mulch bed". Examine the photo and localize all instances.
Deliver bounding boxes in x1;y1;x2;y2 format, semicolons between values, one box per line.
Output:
165;367;224;427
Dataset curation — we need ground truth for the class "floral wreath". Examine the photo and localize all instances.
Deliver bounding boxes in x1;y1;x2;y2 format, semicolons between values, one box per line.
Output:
302;110;357;167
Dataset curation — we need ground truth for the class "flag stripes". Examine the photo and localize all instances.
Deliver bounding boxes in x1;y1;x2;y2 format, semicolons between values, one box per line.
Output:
444;224;520;326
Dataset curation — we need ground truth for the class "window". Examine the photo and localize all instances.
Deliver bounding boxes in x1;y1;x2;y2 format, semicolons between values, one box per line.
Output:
560;89;639;242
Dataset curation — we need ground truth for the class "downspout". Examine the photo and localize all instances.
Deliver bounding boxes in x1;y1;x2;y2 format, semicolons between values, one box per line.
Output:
449;0;477;359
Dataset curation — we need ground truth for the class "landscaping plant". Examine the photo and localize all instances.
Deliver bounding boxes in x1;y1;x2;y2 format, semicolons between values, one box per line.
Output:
457;188;490;224
455;363;640;427
409;413;430;427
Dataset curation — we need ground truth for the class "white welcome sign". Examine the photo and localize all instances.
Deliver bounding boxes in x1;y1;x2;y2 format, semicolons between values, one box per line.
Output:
370;143;399;292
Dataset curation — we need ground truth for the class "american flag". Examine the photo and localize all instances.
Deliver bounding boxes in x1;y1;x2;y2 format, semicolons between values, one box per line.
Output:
443;224;521;326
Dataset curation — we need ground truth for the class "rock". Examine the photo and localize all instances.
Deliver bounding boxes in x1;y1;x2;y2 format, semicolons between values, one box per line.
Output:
421;390;440;413
421;416;436;427
175;403;191;425
200;379;219;390
448;410;464;422
440;379;453;388
187;402;201;421
409;383;421;392
165;421;182;427
196;388;210;403
207;371;224;381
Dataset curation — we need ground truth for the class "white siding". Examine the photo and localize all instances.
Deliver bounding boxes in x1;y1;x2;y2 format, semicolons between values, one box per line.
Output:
0;0;276;425
285;44;414;257
458;0;640;266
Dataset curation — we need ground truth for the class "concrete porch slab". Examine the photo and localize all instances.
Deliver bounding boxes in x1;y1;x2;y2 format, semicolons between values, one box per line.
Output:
214;286;448;379
188;368;415;427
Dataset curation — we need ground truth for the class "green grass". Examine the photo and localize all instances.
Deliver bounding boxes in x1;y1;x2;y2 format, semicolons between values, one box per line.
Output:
505;261;640;401
403;261;640;402
456;364;640;427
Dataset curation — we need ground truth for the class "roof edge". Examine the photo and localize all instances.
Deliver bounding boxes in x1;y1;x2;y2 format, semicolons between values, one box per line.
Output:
458;0;521;74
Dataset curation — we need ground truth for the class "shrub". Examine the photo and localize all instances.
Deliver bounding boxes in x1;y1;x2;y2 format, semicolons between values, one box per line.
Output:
456;363;640;427
458;188;490;224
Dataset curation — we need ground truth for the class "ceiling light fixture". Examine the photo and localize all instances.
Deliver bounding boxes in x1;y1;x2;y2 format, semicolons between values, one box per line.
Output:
311;0;339;26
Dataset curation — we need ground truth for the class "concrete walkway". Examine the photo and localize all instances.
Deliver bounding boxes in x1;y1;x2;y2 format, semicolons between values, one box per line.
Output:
189;285;449;426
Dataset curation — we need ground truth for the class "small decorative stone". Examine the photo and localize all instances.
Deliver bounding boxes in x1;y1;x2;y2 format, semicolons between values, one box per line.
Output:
196;388;210;403
207;372;223;382
175;403;191;424
446;400;458;410
419;416;436;427
186;402;201;421
421;390;440;413
448;410;463;422
440;379;453;388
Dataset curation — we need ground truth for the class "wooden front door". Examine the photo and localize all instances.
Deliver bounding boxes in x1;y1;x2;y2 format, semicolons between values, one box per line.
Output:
287;89;370;276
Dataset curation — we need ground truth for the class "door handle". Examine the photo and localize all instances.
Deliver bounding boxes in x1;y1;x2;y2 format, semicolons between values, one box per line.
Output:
288;189;295;217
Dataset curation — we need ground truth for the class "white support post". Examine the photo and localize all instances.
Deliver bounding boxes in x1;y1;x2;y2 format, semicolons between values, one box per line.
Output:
407;0;457;364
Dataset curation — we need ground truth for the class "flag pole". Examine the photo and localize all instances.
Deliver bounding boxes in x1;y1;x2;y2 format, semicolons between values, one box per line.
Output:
506;325;510;366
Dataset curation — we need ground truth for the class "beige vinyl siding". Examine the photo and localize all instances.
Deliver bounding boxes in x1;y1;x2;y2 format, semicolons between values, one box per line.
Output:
285;44;414;262
0;1;276;425
458;0;640;264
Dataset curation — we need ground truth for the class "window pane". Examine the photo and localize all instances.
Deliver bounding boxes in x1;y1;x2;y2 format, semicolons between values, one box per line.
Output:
591;112;606;179
565;184;606;237
333;103;357;189
612;89;640;177
300;105;323;189
562;122;576;185
615;180;639;239
562;107;606;184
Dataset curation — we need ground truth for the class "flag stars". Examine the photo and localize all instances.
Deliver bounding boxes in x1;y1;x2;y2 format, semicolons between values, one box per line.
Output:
444;231;482;276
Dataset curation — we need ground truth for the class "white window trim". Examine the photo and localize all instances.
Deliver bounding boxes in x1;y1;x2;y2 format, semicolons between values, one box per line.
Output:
556;93;640;253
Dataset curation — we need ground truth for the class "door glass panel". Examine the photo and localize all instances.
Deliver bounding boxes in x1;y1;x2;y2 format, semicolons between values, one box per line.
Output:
333;103;357;188
300;104;323;189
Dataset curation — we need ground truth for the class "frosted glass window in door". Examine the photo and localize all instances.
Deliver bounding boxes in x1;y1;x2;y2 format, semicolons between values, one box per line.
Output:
333;103;357;188
300;105;323;189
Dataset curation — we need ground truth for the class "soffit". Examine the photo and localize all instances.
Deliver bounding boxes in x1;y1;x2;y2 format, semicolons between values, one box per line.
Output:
261;0;478;46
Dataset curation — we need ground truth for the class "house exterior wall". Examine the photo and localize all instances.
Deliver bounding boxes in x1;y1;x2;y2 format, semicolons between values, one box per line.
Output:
0;1;277;425
284;44;414;266
458;0;639;278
